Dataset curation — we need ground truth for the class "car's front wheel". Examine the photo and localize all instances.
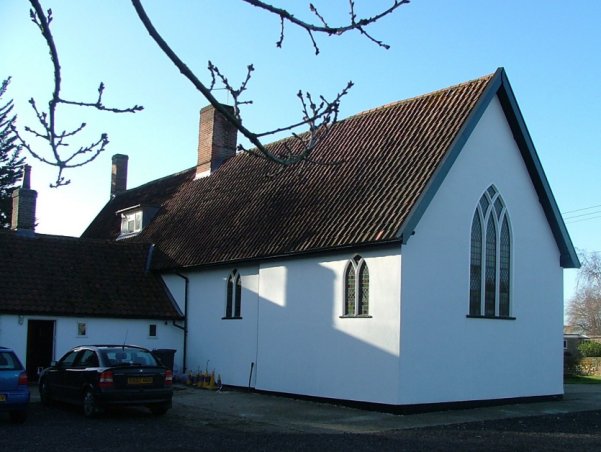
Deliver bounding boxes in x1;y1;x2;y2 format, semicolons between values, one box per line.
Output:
82;389;100;418
39;379;52;406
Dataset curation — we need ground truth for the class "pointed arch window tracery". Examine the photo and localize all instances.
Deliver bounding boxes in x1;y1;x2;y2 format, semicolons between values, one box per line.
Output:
469;186;513;319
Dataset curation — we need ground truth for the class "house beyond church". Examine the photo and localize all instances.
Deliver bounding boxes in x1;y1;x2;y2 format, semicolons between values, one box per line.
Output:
1;171;183;381
82;68;578;408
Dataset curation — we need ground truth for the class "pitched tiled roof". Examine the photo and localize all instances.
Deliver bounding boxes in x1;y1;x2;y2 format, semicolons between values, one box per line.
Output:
82;168;193;240
82;69;579;269
0;231;183;319
84;73;495;268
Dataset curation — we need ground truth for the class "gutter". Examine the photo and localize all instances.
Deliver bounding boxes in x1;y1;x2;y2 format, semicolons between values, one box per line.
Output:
172;272;189;373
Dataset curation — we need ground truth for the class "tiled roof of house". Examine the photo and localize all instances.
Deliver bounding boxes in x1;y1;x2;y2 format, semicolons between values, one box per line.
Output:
82;168;193;240
0;230;183;319
83;69;579;269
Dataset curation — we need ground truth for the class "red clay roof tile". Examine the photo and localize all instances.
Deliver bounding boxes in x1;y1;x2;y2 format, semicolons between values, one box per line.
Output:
0;231;182;319
84;73;495;269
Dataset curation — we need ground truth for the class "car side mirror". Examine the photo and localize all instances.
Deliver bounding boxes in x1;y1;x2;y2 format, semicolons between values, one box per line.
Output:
50;361;57;367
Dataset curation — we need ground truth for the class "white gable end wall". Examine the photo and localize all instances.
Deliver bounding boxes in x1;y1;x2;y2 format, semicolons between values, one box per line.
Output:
399;95;563;404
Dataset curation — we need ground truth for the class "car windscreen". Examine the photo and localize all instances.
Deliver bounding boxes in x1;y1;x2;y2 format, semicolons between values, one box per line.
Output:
0;351;22;370
99;348;159;367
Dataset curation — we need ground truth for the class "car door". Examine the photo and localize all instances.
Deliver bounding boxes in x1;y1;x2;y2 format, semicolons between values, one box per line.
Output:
62;349;99;402
46;350;79;401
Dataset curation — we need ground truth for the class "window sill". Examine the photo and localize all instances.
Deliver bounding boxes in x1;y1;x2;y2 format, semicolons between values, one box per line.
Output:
466;315;516;320
222;316;243;320
339;315;373;319
116;231;141;241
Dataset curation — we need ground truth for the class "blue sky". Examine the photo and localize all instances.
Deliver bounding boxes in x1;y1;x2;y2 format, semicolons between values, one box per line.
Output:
1;1;600;303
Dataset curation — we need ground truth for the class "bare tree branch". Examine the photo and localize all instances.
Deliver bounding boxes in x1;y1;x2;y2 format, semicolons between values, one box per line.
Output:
132;0;355;166
243;0;409;54
15;0;407;185
14;0;143;187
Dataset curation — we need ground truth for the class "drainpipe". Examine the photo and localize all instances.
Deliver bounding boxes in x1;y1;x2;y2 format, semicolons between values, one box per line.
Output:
172;272;189;373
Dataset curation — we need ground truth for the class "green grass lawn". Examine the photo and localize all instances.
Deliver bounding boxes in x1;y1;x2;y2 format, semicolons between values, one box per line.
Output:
564;375;601;384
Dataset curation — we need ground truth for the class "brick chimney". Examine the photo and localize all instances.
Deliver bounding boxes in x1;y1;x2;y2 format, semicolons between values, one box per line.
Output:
11;165;37;232
111;154;128;197
196;104;237;179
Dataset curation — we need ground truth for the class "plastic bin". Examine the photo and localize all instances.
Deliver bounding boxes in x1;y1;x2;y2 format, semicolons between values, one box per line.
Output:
153;349;176;371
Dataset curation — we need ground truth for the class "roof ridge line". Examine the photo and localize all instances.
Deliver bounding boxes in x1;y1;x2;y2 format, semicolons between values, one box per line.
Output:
121;166;195;194
345;71;497;121
249;71;499;153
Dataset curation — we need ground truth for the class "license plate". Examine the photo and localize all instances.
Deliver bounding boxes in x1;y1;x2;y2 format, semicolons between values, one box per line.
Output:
0;394;6;402
127;377;153;385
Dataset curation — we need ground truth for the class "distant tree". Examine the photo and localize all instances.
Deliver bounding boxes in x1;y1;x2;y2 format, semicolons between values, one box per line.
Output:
567;252;601;335
578;340;601;358
16;0;408;187
0;77;25;229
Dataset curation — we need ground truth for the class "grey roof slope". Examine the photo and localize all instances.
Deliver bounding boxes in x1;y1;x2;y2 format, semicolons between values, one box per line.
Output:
83;68;579;270
0;231;183;319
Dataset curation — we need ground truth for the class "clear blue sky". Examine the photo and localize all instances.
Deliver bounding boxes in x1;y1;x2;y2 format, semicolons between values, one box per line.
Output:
1;1;600;304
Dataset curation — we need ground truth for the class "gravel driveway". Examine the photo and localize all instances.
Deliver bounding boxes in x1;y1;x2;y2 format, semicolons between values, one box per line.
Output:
3;385;601;451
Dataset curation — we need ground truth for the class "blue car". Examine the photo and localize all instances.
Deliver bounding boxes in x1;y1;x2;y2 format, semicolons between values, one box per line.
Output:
0;347;30;423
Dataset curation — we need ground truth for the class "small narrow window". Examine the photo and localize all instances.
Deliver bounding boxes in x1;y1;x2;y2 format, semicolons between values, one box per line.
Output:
469;211;482;316
149;324;157;337
484;215;497;316
77;322;87;337
499;217;511;317
224;270;242;319
344;263;356;316
358;262;369;315
226;275;233;317
234;275;242;317
343;256;370;317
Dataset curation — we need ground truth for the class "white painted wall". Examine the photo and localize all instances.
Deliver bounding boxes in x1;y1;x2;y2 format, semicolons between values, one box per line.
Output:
156;95;565;407
254;250;402;404
164;266;260;386
399;95;564;404
0;314;183;372
164;250;402;404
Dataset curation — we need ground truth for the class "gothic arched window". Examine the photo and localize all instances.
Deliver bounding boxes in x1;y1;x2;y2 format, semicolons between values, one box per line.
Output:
469;186;512;318
225;269;242;319
343;256;370;317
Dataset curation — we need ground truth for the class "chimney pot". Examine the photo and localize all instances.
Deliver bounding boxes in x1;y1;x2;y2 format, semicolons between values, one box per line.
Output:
22;165;31;189
111;154;128;197
196;104;237;178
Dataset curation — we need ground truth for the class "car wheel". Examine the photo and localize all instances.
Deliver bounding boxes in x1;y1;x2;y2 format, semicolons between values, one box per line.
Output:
39;379;52;405
82;389;100;418
9;410;27;423
149;405;169;416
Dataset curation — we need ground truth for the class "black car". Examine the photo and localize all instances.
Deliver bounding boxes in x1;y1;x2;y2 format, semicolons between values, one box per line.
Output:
39;345;173;417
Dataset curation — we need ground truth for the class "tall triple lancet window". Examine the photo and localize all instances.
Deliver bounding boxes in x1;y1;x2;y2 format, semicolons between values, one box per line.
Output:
469;186;512;318
343;255;370;317
225;269;242;319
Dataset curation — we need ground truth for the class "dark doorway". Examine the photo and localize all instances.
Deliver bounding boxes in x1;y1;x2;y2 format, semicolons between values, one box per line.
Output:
26;320;55;381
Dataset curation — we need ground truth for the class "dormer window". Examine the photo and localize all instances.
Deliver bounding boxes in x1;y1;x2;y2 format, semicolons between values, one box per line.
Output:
116;204;158;238
122;210;142;234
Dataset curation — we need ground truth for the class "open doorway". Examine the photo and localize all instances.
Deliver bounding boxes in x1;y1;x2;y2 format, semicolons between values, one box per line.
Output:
26;320;55;381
